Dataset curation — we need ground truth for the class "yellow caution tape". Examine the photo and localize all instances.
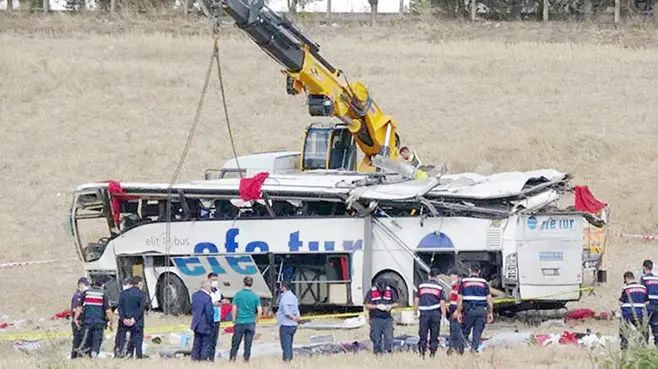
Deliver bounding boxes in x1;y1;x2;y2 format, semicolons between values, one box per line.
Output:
0;286;595;341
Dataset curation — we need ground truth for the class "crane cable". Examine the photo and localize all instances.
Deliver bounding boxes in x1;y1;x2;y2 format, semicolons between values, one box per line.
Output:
162;19;242;314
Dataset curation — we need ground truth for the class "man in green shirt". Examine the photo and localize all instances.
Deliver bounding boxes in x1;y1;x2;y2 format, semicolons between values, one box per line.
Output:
229;276;263;362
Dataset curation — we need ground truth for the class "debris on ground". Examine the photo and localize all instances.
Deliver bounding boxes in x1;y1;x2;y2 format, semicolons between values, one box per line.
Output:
309;334;335;344
479;332;535;350
51;310;72;320
300;315;367;330
564;309;596;321
539;319;566;329
12;339;41;353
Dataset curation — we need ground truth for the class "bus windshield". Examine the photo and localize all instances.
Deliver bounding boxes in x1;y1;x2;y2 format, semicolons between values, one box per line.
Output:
71;189;114;262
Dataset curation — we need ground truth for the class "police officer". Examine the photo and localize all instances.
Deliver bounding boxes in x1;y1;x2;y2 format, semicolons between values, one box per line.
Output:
446;269;465;355
73;279;113;358
364;278;399;355
640;260;658;346
115;276;148;359
455;263;493;353
70;277;90;359
114;278;132;358
413;268;446;358
619;271;649;350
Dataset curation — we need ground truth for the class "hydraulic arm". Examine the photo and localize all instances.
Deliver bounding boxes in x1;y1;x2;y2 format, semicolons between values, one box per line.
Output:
218;0;426;177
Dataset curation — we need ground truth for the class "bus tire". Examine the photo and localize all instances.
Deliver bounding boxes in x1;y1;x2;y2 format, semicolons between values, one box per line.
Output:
374;271;409;307
157;273;191;316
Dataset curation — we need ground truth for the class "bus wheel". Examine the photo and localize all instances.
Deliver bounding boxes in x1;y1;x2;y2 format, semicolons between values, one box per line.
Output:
375;271;409;307
157;273;191;316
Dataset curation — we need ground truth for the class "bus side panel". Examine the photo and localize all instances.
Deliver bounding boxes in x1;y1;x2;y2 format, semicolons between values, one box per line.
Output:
171;255;271;299
351;249;364;305
517;215;584;301
371;224;415;306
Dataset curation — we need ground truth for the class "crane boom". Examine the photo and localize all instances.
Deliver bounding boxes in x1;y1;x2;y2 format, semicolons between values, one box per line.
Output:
218;0;426;177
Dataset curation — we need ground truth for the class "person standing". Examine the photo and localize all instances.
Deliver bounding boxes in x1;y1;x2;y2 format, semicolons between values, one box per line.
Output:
207;272;223;360
115;276;148;359
229;276;263;362
114;278;132;358
455;263;493;353
70;277;90;359
276;281;301;362
191;280;215;361
413;268;446;359
73;279;113;359
446;269;465;355
619;271;649;350
364;278;399;355
640;260;658;346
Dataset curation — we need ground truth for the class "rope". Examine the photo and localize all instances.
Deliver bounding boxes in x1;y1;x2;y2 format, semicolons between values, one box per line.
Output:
162;25;220;313
161;20;243;314
212;21;242;178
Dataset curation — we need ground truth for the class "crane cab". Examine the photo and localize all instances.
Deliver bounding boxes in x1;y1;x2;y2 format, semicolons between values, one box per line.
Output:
301;122;358;172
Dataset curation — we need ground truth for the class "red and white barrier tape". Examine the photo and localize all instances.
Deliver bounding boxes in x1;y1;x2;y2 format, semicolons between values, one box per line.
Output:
613;232;658;241
0;258;78;269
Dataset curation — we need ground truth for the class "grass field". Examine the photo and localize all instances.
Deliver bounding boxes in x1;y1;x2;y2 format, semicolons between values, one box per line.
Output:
1;12;658;368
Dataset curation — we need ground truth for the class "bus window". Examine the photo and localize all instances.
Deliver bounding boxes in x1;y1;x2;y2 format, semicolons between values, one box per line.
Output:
71;190;114;263
220;169;246;179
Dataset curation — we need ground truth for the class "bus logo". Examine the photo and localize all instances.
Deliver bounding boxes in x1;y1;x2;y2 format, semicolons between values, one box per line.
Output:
527;216;538;230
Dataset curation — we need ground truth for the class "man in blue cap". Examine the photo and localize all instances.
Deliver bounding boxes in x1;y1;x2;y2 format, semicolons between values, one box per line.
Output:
70;277;90;359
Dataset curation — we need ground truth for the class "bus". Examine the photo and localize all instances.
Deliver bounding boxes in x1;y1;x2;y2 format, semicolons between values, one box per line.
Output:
68;168;607;315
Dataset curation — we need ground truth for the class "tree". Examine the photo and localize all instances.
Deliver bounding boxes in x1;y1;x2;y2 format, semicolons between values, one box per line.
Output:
369;0;378;25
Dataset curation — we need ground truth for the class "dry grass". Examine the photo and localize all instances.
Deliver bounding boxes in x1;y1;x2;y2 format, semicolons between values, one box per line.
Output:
2;12;658;368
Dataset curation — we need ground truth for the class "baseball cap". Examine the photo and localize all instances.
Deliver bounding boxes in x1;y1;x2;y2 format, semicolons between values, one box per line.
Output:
77;277;90;286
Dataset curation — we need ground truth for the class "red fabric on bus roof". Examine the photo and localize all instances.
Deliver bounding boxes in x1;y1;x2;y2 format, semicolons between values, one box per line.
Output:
239;172;270;201
101;180;139;225
574;186;607;214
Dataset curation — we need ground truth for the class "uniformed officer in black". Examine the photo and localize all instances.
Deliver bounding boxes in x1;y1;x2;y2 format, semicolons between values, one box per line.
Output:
364;278;399;354
619;271;649;350
73;279;113;358
455;263;493;354
640;260;658;346
70;277;90;359
413;268;447;358
115;276;148;359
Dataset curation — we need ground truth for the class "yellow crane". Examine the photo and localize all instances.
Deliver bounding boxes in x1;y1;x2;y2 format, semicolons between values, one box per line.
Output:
218;0;427;179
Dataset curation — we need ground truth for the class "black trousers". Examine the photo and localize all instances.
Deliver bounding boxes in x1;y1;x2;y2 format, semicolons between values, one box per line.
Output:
369;317;394;354
81;323;105;357
229;323;256;361
462;305;487;352
208;321;220;360
70;322;84;359
620;314;649;350
191;331;213;361
417;310;441;354
648;305;658;346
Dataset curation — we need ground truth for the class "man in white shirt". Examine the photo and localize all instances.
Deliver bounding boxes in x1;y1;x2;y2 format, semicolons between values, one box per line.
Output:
208;273;223;359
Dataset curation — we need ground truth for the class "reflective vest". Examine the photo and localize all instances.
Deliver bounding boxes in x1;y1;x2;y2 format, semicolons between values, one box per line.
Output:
368;286;394;319
620;282;647;319
370;286;394;303
640;273;658;306
449;280;459;314
81;287;107;324
459;277;490;307
416;280;443;313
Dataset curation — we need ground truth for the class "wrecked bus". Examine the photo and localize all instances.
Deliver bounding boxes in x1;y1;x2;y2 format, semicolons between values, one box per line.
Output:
68;169;607;315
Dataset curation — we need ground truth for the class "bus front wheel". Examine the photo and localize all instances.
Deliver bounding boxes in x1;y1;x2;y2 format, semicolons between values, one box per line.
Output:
157;273;191;316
